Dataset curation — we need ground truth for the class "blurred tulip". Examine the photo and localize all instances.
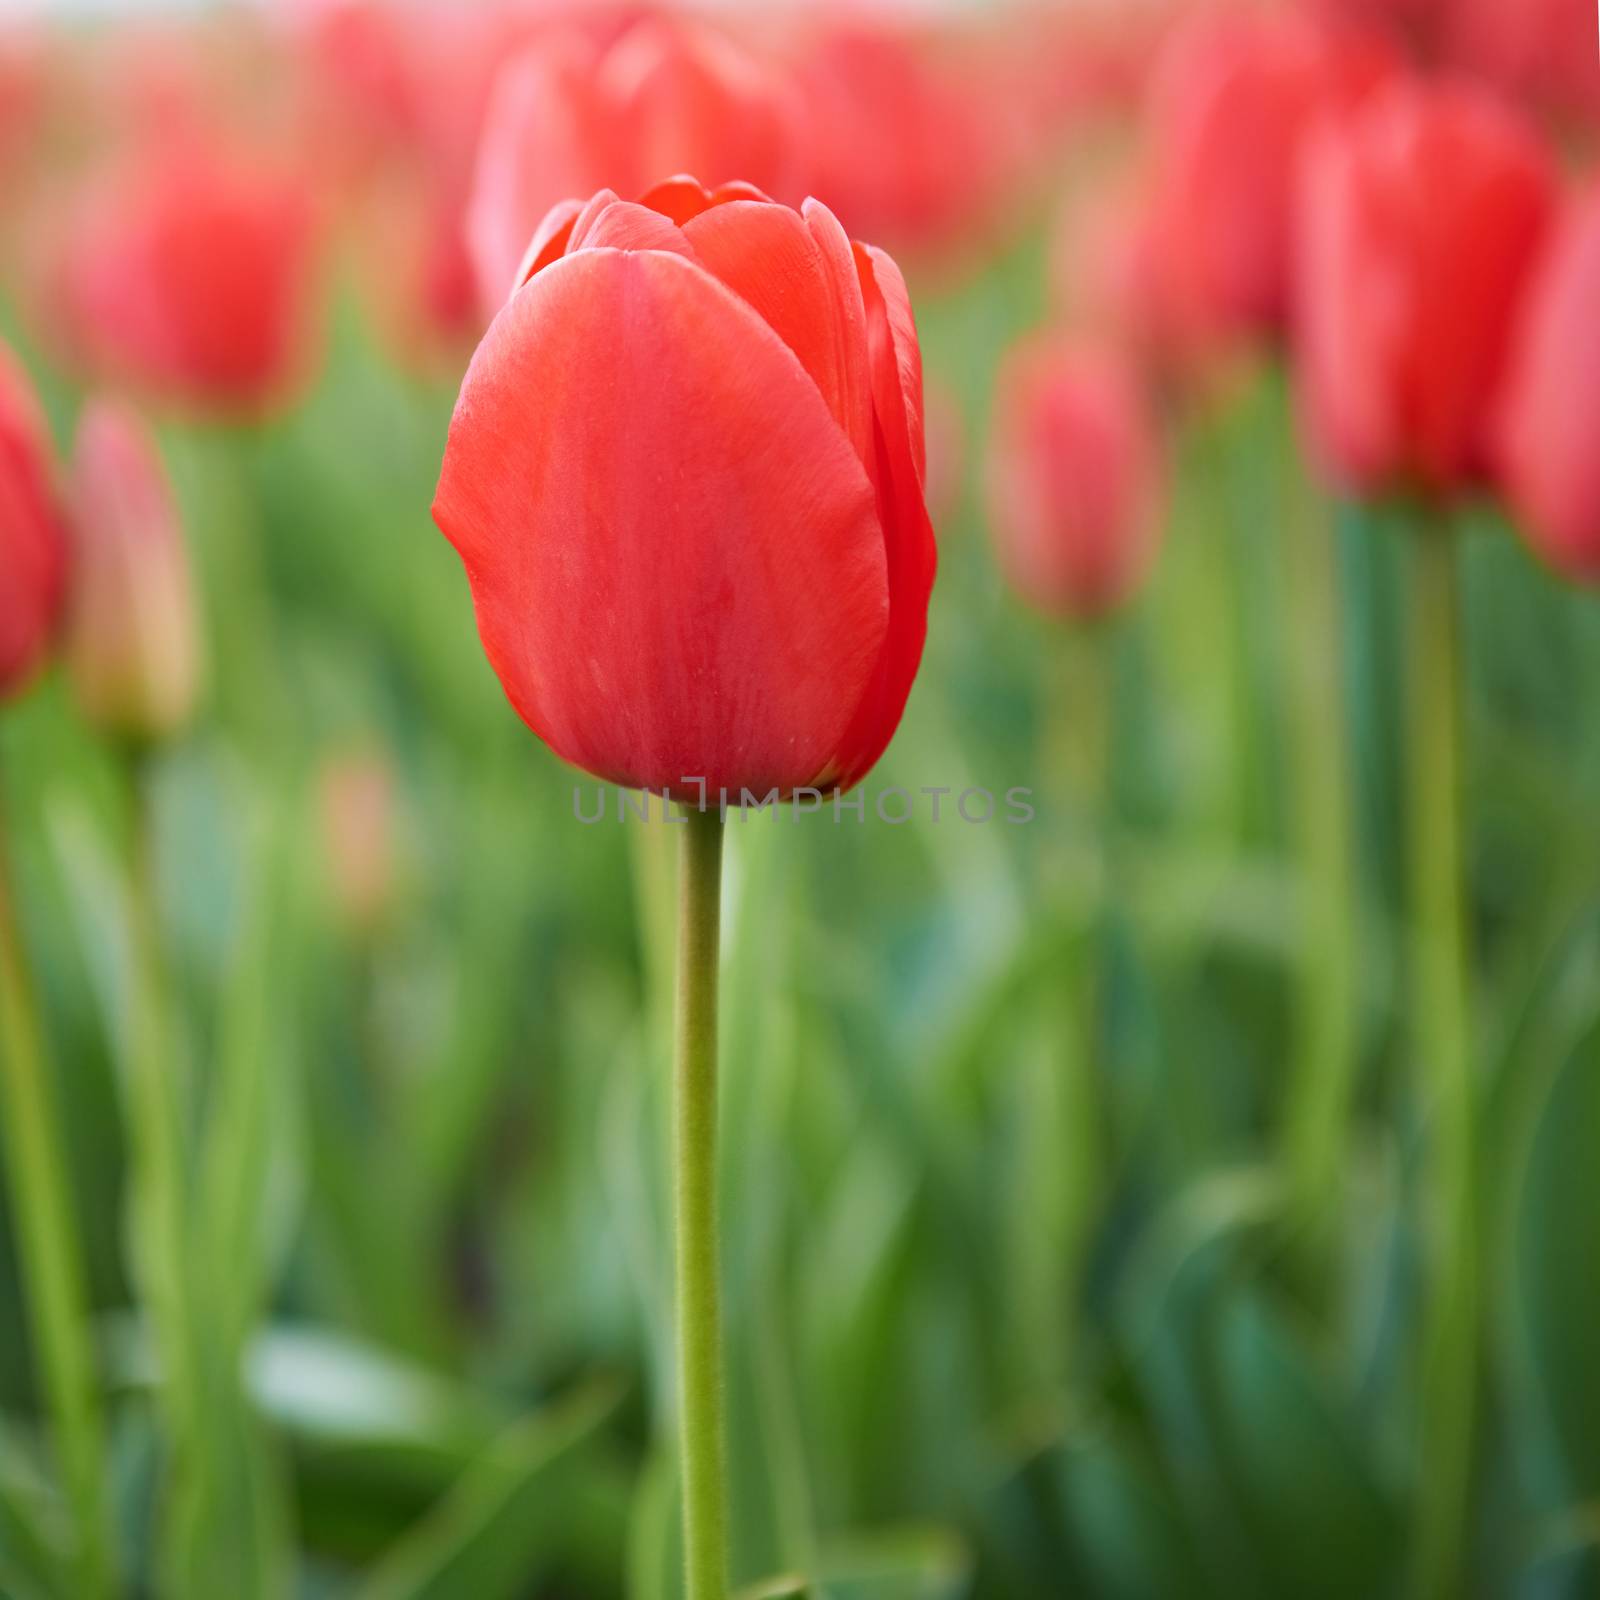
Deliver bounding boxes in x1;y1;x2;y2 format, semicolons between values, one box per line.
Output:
1497;186;1600;584
435;177;935;798
55;136;319;416
1448;0;1600;129
318;750;397;934
0;341;68;701
1295;79;1555;498
466;16;803;312
1054;163;1224;399
986;338;1164;619
65;400;200;743
794;17;1020;266
1146;10;1393;345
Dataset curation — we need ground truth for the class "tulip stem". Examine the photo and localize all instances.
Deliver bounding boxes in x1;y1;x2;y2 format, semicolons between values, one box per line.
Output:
674;803;729;1600
1282;454;1358;1241
0;772;114;1599
1408;519;1476;1600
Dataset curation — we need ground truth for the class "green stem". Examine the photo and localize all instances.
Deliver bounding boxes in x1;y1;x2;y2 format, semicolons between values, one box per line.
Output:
124;763;203;1568
1282;475;1358;1237
673;804;729;1600
1407;521;1476;1600
1015;629;1110;1401
0;780;114;1599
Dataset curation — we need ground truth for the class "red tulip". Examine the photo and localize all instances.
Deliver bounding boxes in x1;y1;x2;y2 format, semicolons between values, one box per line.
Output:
0;341;68;701
1145;10;1393;344
55;135;319;415
434;177;936;799
466;16;803;313
1053;162;1225;398
1295;79;1556;498
66;400;201;741
985;337;1165;620
1448;0;1600;128
1497;186;1600;583
794;18;1018;266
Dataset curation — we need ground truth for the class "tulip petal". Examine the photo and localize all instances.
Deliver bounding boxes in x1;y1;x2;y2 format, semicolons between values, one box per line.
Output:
515;198;585;290
683;200;872;471
801;198;876;475
434;247;890;797
827;244;937;791
567;198;699;259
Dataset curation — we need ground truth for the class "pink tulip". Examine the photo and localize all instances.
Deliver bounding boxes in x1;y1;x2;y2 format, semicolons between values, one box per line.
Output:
1497;185;1600;583
986;337;1165;619
0;340;68;700
1295;78;1556;498
1145;10;1394;344
56;135;319;416
467;15;803;313
66;400;201;741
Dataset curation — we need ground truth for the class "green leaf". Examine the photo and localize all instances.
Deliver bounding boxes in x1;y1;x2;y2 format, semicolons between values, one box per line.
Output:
355;1377;622;1600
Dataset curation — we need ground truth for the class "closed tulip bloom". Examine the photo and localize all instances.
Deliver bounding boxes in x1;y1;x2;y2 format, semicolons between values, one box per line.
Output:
1147;11;1393;343
66;400;200;741
1497;188;1600;584
0;342;68;700
434;177;936;799
985;338;1164;619
57;136;318;415
466;18;802;311
1296;80;1556;498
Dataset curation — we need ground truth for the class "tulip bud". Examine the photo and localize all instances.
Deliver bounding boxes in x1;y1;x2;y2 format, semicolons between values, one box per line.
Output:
66;400;201;742
435;177;936;799
985;337;1164;620
1145;11;1393;346
0;340;68;702
56;134;319;416
1497;186;1600;584
317;750;397;936
1295;80;1556;499
467;17;804;314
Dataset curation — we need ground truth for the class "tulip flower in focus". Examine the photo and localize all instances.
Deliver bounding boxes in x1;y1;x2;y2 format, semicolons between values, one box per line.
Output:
985;337;1164;620
466;17;803;312
1295;80;1555;498
1497;186;1600;584
64;400;200;743
1145;11;1393;346
54;136;319;415
0;341;68;700
435;177;936;798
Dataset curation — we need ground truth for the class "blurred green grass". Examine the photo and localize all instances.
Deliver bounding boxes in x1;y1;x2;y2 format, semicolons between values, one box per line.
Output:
2;225;1600;1599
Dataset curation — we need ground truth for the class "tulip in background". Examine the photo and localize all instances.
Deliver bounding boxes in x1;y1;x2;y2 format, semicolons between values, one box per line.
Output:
1296;80;1555;498
435;174;934;1599
1;340;68;699
1145;9;1393;350
1497;184;1600;586
985;336;1164;621
54;134;320;416
66;400;201;743
1294;75;1557;1600
466;18;803;313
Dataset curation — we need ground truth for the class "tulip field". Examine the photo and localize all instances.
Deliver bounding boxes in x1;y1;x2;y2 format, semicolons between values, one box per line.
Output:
2;1;1600;1597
